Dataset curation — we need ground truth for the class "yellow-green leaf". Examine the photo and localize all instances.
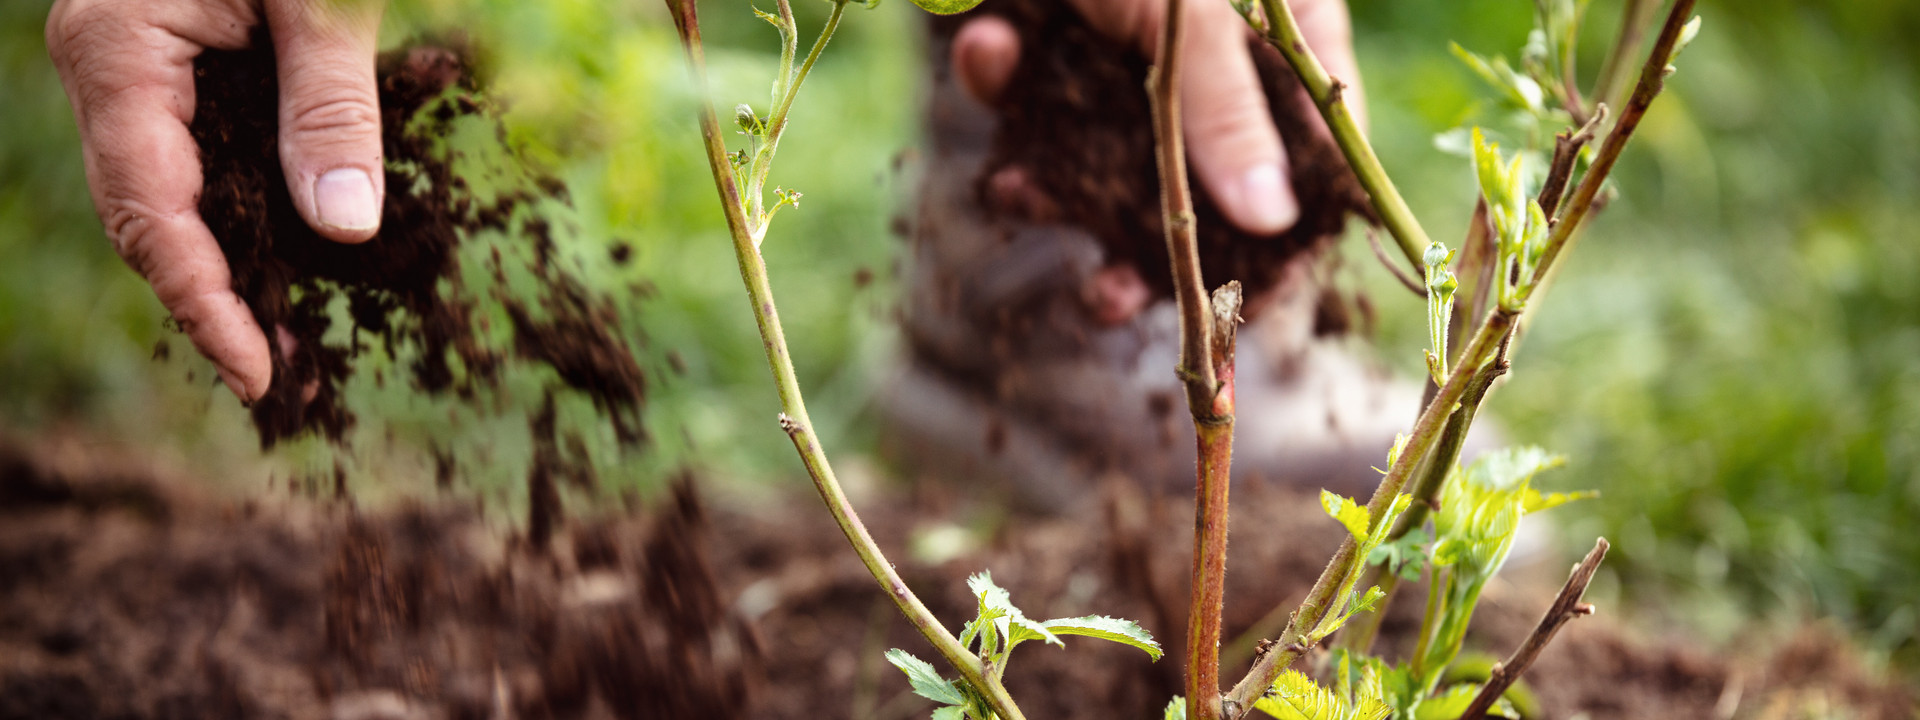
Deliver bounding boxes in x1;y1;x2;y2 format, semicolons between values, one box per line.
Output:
1321;490;1372;541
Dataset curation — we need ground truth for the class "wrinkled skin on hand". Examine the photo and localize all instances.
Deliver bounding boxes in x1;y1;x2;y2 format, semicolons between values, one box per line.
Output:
46;0;387;401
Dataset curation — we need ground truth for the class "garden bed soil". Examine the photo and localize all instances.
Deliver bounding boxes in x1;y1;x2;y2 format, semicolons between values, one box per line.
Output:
0;437;1909;720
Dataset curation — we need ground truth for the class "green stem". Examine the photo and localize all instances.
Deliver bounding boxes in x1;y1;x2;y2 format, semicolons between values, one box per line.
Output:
749;0;847;232
1256;0;1432;277
664;3;1024;719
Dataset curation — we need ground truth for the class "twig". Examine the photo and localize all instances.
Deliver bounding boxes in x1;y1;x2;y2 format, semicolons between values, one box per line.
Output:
1255;0;1433;278
1457;538;1610;720
1535;105;1606;221
1148;0;1241;717
1592;0;1659;114
663;3;1025;719
1366;226;1427;298
1530;0;1698;283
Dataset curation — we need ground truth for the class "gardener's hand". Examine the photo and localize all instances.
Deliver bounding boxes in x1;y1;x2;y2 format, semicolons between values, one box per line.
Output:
46;0;386;402
952;0;1363;323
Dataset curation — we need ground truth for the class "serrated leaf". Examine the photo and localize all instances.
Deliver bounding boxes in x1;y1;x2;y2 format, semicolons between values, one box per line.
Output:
1368;527;1431;581
931;706;968;720
968;571;1059;650
1042;615;1163;661
1321;490;1372;541
1255;670;1392;720
1165;697;1188;720
1004;614;1063;649
908;0;984;14
884;649;967;706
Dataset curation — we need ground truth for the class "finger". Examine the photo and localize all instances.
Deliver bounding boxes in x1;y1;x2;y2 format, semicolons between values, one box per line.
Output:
1084;264;1152;326
266;0;385;243
1295;0;1365;131
953;16;1021;105
46;0;273;401
1180;0;1295;236
1068;0;1296;236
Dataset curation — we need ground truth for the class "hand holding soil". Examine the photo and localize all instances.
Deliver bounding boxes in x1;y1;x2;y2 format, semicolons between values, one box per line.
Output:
45;0;387;402
951;0;1360;323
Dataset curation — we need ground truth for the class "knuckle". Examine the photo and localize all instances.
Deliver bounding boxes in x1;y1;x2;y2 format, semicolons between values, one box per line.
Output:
282;90;382;141
98;199;169;278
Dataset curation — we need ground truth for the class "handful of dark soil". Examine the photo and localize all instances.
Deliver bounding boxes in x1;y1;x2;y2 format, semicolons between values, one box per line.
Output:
940;0;1373;303
189;36;645;456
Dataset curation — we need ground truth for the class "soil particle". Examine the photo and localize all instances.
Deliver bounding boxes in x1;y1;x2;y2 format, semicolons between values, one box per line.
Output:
0;439;1910;718
189;34;644;455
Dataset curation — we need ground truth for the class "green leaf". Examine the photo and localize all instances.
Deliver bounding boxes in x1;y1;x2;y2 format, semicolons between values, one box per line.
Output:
1165;697;1188;720
1410;683;1519;720
1042;615;1163;661
1321;490;1372;541
884;649;967;706
968;571;1060;650
907;0;984;14
1522;488;1597;514
930;706;968;720
1255;670;1392;720
1368;527;1431;581
1449;43;1543;113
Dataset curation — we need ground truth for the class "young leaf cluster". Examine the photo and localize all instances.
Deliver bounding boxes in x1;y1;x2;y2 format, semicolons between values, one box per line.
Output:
887;572;1161;719
1399;447;1589;714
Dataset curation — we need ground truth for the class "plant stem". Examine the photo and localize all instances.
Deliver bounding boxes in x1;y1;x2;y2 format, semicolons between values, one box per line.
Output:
1530;0;1697;284
1150;0;1242;717
1335;346;1508;655
663;3;1024;718
1223;306;1514;718
1457;538;1610;720
749;0;846;228
1591;0;1658;114
1256;0;1432;277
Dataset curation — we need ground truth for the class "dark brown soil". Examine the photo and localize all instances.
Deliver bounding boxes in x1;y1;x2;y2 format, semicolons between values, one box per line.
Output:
190;35;644;451
939;0;1372;305
0;437;1909;720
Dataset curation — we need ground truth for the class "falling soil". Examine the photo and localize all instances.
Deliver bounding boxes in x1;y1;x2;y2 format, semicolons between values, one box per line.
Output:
0;438;1910;719
189;34;645;452
937;0;1373;304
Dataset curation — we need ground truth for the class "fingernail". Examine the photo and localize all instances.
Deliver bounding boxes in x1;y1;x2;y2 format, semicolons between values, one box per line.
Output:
1233;164;1298;235
212;362;254;403
314;167;380;231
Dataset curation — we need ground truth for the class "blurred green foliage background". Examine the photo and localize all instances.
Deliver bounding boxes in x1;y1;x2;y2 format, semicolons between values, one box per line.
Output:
2;0;1916;676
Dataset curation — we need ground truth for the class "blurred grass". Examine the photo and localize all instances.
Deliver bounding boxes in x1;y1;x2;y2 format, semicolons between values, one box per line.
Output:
3;0;1918;675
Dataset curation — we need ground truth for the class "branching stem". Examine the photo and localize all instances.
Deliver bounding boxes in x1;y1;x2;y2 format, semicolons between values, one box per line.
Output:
1226;3;1696;712
664;2;1023;718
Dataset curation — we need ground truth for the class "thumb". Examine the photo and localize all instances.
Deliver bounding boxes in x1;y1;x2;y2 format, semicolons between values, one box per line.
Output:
267;0;385;243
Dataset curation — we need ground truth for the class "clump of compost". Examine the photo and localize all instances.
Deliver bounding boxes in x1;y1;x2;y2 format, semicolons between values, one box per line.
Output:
938;0;1373;302
189;35;645;461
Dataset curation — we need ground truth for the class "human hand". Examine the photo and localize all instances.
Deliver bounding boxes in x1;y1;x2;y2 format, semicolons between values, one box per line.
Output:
46;0;386;402
952;0;1363;323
